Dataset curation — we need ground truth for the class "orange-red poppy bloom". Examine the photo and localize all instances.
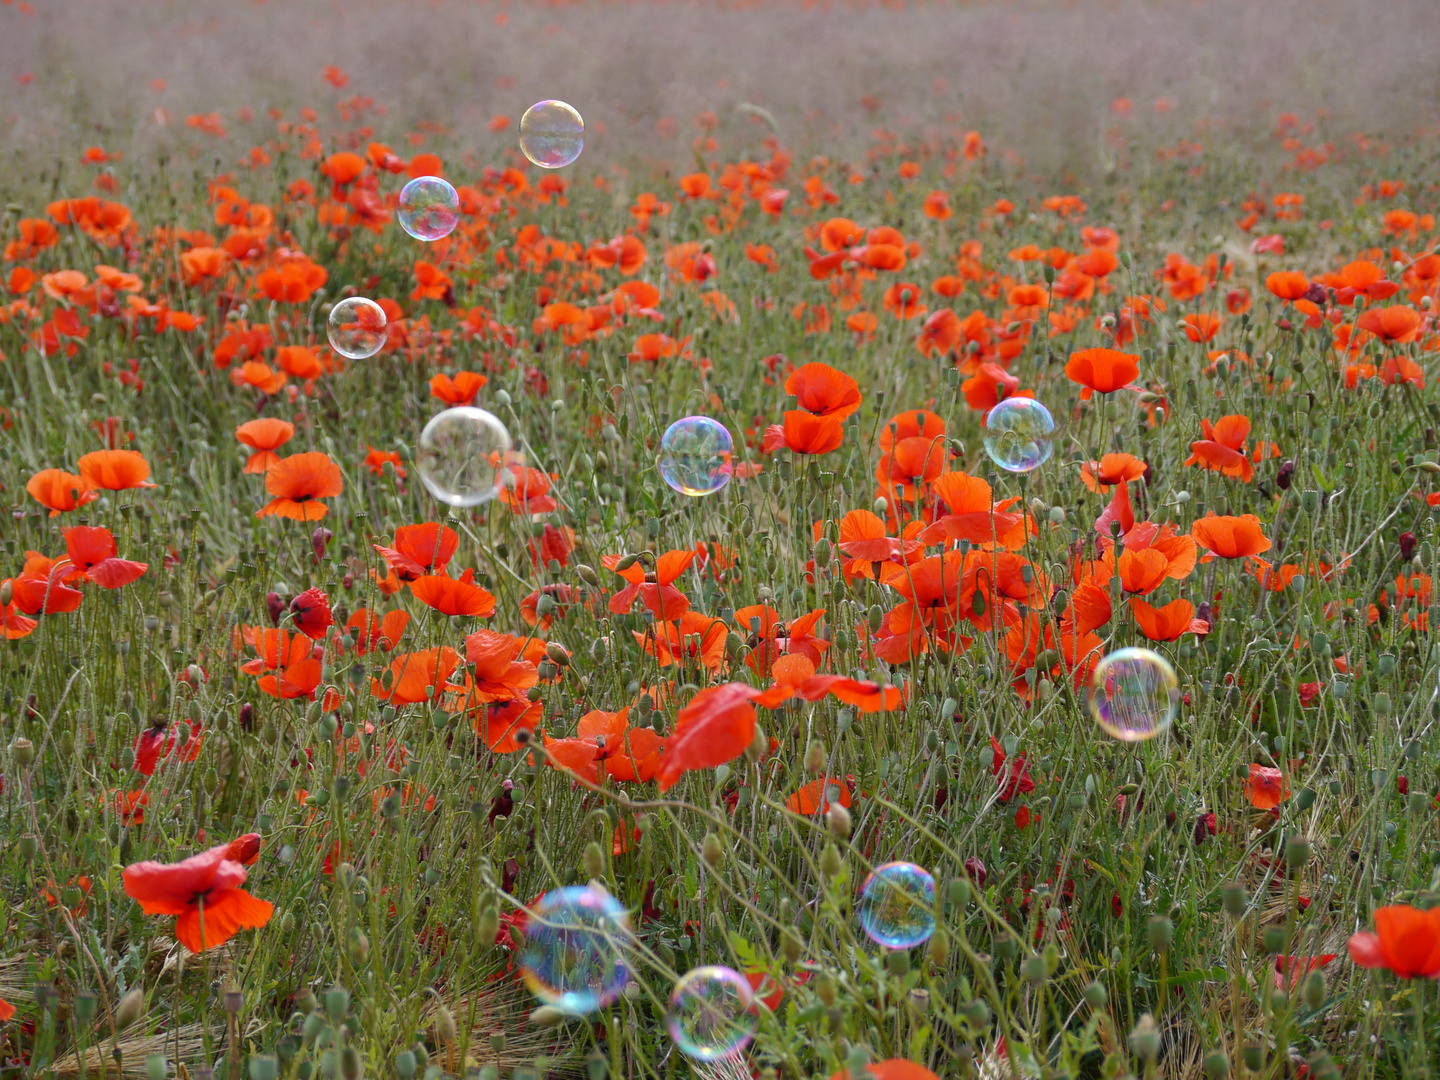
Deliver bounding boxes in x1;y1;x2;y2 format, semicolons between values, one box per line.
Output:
1065;348;1140;399
606;549;695;620
122;839;273;953
372;647;463;705
430;370;489;405
1349;906;1440;979
1130;597;1207;641
1181;312;1223;343
919;471;1031;550
764;412;846;456
785;363;862;421
235;418;295;474
1191;514;1271;560
836;509;924;581
1265;271;1310;302
78;449;155;491
1357;305;1422;345
875;410;946;502
1246;764;1289;810
410;569;496;618
456;630;540;704
256;452;343;520
1081;453;1147;493
882;283;926;319
655;683;761;791
63;526;147;589
375;523;458;581
26;469;98;517
1184;415;1256;482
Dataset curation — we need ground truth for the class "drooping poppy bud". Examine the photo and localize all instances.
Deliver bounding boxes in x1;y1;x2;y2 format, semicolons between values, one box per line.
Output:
1400;531;1417;561
266;591;286;625
312;525;333;563
1275;459;1294;490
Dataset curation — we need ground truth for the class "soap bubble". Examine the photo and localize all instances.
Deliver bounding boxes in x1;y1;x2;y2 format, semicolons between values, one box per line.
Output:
416;407;517;508
983;397;1055;474
659;416;733;496
519;101;585;169
518;886;631;1015
1088;647;1179;742
858;862;936;950
667;966;757;1061
397;176;460;242
327;297;387;360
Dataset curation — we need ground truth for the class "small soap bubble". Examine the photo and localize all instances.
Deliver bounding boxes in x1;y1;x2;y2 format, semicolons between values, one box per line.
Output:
416;407;517;508
659;416;733;496
397;176;460;242
518;886;631;1015
666;966;757;1061
327;297;387;360
1088;647;1179;742
983;397;1055;473
519;101;585;169
858;862;936;950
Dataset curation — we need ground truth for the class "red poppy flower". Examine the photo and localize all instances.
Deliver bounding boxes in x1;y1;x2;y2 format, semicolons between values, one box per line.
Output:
77;449;155;491
605;549;695;620
1192;514;1271;560
785;363;862;421
1349;906;1440;979
1065;347;1140;399
375;523;458;581
122;839;273;953
289;587;333;637
410;569;497;618
256;452;343;521
1184;416;1257;482
1246;764;1288;810
63;526;147;588
26;468;98;517
655;683;762;791
234;418;295;474
430;370;489;406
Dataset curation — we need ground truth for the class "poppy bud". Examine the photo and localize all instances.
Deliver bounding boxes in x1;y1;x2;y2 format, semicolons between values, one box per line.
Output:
961;999;990;1029
582;840;606;879
0;580;11;607
887;951;912;978
1401;531;1418;561
589;636;609;664
311;526;333;563
145;1054;167;1080
1083;981;1107;1008
1043;264;1056;285
927;929;949;965
827;803;851;839
1274;458;1294;490
816;973;837;1006
819;842;843;879
782;931;803;963
394;1051;417;1080
1261;926;1287;954
1146;915;1173;954
805;740;827;773
10;738;34;768
873;496;888;516
348;926;370;965
115;986;146;1030
745;724;768;763
867;604;884;632
576;563;600;586
1284;835;1311;870
964;856;987;886
1129;1014;1160;1063
615;552;641;573
435;1003;457;1045
545;642;570;666
1302;969;1327;1010
266;591;286;625
702;833;724;868
1203;1049;1230;1080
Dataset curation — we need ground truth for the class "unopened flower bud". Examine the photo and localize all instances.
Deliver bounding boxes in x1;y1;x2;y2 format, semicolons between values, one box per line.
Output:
584;841;605;879
701;833;724;869
1221;881;1248;919
0;580;12;607
545;642;570;666
816;974;837;1006
927;929;950;965
1303;969;1327;1010
529;1005;565;1028
1129;1014;1161;1062
819;842;842;879
813;538;832;568
435;1004;457;1045
1203;1049;1230;1080
1147;915;1174;954
827;803;851;839
782;931;803;963
745;724;768;763
805;740;827;774
116;986;146;1030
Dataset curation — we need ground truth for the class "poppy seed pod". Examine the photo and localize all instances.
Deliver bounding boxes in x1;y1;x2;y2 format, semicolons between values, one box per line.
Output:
10;738;34;768
1203;1049;1230;1080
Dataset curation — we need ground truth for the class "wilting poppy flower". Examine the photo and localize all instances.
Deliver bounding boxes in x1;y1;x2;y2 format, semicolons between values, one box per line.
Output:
235;418;295;474
1275;952;1336;991
77;449;155;491
785;363;862;421
26;469;98;517
1192;514;1271;560
122;840;273;953
1065;347;1140;399
63;526;147;588
655;683;761;791
1246;764;1288;810
1349;906;1440;979
256;452;343;521
606;549;695;620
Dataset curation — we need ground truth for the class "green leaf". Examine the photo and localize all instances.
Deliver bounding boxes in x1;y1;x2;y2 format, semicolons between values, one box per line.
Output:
729;934;760;972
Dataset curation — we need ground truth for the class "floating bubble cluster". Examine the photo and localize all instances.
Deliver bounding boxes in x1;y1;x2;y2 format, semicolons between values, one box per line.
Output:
517;886;632;1015
397;176;460;242
667;966;757;1061
858;862;936;949
326;297;387;360
415;407;516;508
519;101;585;169
659;416;734;496
983;397;1055;473
1089;647;1180;742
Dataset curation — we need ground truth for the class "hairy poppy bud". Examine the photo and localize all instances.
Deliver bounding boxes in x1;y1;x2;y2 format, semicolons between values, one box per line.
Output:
1083;981;1107;1008
1147;915;1174;954
394;1051;417;1080
805;740;827;773
0;580;11;607
1129;1014;1160;1062
927;929;949;965
1203;1049;1230;1080
701;833;724;869
827;803;851;839
576;563;600;586
348;926;370;965
435;1004;457;1045
1303;969;1327;1010
615;552;641;573
545;641;570;666
819;842;842;879
115;986;146;1030
887;951;911;978
1401;531;1418;561
745;724;768;763
583;841;605;879
782;931;803;963
1276;459;1295;490
1284;835;1311;870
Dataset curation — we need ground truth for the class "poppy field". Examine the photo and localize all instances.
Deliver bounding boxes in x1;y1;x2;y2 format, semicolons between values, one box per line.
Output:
4;1;1440;1078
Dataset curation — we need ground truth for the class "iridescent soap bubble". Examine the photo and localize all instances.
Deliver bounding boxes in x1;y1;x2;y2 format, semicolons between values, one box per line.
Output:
667;966;757;1061
416;407;517;508
659;416;733;496
518;886;632;1015
983;397;1055;473
519;101;585;169
858;862;936;950
326;297;387;360
397;176;460;242
1089;647;1180;742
